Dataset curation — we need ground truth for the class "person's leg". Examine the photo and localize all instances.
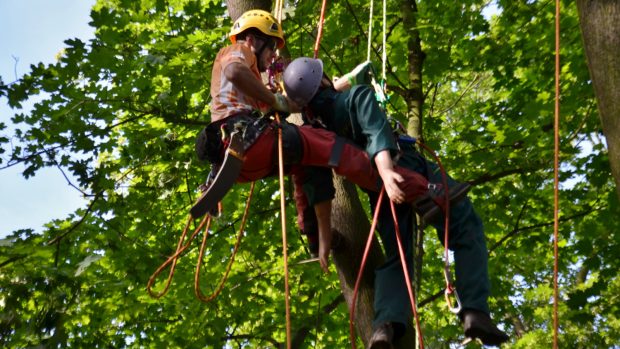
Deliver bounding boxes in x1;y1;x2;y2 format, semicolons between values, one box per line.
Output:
400;150;508;345
368;191;415;340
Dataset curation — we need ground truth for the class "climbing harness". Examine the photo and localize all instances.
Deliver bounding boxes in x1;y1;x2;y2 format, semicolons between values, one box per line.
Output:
190;129;245;219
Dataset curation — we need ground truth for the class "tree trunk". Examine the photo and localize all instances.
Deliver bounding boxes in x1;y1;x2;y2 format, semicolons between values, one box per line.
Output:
331;177;382;346
576;0;620;201
226;0;272;21
401;1;426;346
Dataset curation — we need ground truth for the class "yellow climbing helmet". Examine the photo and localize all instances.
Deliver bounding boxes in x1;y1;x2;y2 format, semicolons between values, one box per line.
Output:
230;9;285;49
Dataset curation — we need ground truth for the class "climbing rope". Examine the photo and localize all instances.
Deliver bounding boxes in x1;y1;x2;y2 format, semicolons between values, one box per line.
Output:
415;140;461;315
272;4;293;348
349;187;427;348
349;188;386;349
389;198;425;347
195;182;255;302
147;215;208;298
366;0;374;61
314;0;329;59
553;0;561;347
147;182;255;301
276;112;293;349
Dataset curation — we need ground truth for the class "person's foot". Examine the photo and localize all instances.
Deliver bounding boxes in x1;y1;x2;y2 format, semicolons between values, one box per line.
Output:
369;322;394;349
414;182;471;224
462;309;509;347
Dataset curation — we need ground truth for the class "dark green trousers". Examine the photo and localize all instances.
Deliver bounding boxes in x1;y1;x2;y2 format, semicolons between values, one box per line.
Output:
369;147;490;335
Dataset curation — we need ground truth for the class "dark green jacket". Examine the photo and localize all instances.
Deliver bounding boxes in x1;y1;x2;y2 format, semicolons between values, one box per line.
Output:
308;85;398;161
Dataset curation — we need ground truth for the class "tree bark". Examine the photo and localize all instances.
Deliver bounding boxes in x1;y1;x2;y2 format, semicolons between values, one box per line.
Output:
226;0;272;21
576;0;620;201
331;177;382;346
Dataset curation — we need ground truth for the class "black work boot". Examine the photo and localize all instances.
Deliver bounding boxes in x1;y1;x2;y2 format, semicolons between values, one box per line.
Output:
414;182;471;225
462;309;509;347
369;323;394;349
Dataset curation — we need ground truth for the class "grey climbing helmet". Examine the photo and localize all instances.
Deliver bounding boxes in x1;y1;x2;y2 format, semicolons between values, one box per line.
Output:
283;57;323;107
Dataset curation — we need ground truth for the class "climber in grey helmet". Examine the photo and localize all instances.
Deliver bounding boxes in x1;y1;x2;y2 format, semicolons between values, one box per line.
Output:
283;57;509;348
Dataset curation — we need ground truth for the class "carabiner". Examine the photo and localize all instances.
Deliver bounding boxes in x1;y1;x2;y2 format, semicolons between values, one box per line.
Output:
444;284;462;314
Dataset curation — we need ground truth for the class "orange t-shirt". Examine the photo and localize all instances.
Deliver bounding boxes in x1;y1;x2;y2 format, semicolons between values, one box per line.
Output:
210;43;268;122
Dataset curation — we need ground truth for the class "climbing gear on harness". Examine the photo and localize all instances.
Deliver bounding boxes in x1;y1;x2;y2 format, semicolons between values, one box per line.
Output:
192;113;273;219
229;9;285;48
283;57;324;107
369;322;394;349
461;309;509;346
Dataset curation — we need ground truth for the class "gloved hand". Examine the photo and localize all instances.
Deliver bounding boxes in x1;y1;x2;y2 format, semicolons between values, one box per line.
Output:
272;92;290;113
342;60;376;86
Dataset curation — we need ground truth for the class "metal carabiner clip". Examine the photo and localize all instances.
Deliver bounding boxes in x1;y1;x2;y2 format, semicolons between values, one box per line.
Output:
443;266;463;314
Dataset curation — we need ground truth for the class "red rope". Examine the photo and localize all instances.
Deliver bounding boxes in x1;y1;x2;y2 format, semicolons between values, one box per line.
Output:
415;141;460;314
147;184;256;303
389;199;425;348
314;0;328;59
349;188;426;348
350;188;386;349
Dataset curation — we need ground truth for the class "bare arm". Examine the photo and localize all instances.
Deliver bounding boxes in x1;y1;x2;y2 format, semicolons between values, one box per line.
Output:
314;200;332;273
224;62;277;105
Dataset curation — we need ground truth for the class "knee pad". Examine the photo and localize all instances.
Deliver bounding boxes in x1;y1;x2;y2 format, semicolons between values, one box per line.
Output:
279;122;304;165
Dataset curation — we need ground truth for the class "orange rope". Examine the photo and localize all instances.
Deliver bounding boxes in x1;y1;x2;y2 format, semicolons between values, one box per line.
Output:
194;182;255;302
553;0;561;347
313;0;328;59
147;214;210;298
275;113;292;349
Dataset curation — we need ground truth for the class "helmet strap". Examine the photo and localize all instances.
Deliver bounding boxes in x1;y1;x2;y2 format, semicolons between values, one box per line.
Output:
251;34;276;72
